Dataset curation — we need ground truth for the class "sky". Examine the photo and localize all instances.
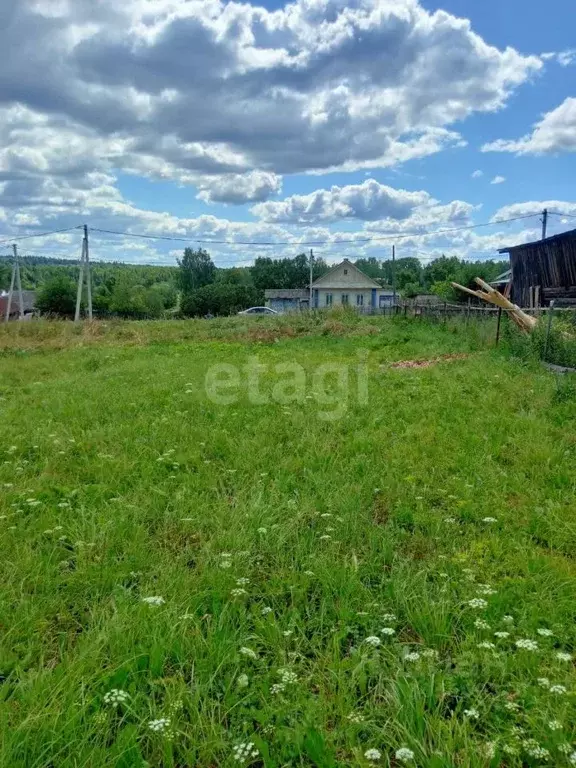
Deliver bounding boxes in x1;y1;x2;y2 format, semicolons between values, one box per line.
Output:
0;0;575;268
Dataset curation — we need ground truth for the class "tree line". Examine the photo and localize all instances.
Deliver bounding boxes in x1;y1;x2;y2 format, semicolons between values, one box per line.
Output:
0;250;508;317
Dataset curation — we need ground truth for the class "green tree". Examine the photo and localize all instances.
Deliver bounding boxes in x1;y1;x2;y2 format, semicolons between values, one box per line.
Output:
181;284;263;317
36;277;77;317
178;248;216;293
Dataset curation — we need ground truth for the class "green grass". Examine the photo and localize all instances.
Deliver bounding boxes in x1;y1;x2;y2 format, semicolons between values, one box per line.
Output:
0;314;575;767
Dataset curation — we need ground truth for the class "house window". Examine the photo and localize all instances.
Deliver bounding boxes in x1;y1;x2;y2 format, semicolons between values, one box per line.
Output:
343;269;348;275
326;293;333;306
341;294;349;305
356;294;364;306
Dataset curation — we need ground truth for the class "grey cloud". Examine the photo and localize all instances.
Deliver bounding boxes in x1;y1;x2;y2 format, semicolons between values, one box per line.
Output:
0;0;542;195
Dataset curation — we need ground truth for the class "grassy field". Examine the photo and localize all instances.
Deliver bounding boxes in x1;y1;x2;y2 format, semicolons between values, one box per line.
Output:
0;313;575;767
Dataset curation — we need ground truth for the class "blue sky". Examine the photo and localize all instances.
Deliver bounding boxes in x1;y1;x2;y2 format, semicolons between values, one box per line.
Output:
0;0;574;266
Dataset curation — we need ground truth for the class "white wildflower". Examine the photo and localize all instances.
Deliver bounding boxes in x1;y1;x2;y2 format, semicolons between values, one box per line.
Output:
282;630;293;637
103;689;129;708
148;717;171;733
515;638;538;651
380;627;395;636
464;708;480;719
443;517;456;523
556;651;572;662
537;677;551;688
232;742;259;763
522;740;549;760
261;606;273;616
547;720;562;730
474;619;490;629
304;570;315;576
382;613;397;622
236;578;250;586
476;584;497;596
142;596;165;606
319;534;332;540
494;631;510;638
277;668;298;684
364;748;381;761
257;527;267;534
347;712;364;723
502;615;514;624
502;744;520;756
505;701;520;711
237;674;249;689
559;743;573;755
364;636;381;647
230;588;247;597
477;641;496;650
404;652;421;662
270;682;285;694
220;560;232;569
482;517;497;523
550;684;567;694
395;747;415;763
483;742;496;759
468;598;488;609
567;750;576;764
422;649;438;659
239;647;257;660
536;628;553;637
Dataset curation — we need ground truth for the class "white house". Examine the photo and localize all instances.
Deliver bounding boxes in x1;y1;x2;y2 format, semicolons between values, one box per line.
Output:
311;259;395;310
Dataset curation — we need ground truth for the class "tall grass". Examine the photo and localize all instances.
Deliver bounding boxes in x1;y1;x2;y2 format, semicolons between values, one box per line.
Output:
0;315;574;767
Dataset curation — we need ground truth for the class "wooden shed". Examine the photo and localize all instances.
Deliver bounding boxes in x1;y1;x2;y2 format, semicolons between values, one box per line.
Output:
499;228;576;307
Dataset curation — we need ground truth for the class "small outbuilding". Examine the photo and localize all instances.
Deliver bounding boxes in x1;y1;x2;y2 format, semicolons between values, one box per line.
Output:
499;228;576;307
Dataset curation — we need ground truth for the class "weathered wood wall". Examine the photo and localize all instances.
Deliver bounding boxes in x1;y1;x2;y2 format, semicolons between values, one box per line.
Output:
503;230;576;307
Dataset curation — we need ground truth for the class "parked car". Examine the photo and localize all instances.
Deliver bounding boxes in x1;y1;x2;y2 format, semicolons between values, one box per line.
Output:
237;306;279;315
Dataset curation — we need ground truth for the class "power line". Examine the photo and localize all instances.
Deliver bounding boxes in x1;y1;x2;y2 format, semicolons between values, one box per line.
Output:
88;213;537;248
549;210;576;219
0;225;82;248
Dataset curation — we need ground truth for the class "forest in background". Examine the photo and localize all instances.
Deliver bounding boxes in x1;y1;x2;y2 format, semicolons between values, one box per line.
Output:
0;250;508;317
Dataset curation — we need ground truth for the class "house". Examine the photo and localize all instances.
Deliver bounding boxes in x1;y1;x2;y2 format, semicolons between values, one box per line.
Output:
0;290;36;319
264;288;309;313
310;259;395;310
499;229;576;307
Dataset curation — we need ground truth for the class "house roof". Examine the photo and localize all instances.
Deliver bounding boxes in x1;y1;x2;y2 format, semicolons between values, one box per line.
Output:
311;259;381;289
0;290;36;314
499;228;576;254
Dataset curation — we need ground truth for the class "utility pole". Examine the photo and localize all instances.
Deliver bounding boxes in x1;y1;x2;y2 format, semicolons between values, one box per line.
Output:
84;224;93;320
309;248;314;309
541;208;548;241
4;243;24;322
75;225;93;322
391;244;397;307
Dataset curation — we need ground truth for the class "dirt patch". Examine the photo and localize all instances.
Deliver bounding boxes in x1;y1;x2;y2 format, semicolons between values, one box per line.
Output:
387;353;470;369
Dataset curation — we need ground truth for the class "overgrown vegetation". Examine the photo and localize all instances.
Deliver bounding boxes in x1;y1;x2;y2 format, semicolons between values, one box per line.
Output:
0;251;509;318
1;314;575;767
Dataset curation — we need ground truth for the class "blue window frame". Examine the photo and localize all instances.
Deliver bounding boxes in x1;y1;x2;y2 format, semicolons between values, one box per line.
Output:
356;294;364;306
326;293;333;306
341;294;349;305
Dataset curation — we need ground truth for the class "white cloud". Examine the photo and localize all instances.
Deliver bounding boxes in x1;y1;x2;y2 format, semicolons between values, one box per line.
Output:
482;98;576;155
491;200;576;220
541;50;576;67
490;175;506;184
0;0;542;216
471;170;483;178
252;180;433;224
197;172;282;205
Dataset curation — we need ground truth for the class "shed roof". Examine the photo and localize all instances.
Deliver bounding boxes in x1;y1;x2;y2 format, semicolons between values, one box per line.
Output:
264;289;309;299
